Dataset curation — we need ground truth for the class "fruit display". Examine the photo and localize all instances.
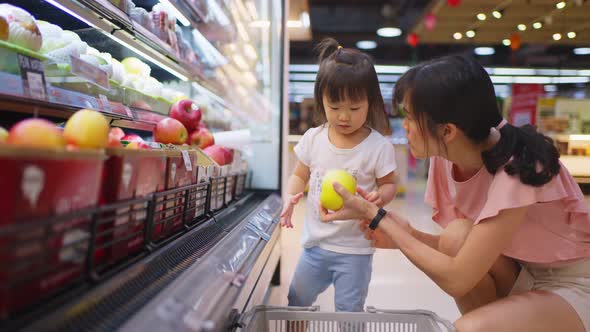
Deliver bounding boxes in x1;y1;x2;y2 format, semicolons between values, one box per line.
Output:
0;4;42;52
320;170;357;211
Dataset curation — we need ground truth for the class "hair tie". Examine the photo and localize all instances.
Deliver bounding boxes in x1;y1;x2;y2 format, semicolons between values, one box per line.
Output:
495;119;508;130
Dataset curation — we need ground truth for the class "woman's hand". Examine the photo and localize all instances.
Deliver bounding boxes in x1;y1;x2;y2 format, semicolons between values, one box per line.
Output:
360;220;399;249
280;192;304;228
319;183;378;222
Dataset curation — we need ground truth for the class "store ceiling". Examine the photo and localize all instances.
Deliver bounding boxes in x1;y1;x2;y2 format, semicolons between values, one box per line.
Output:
415;0;590;45
289;0;590;68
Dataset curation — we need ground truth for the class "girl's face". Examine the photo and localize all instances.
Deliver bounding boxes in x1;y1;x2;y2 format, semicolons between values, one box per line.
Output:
402;103;442;159
323;95;369;136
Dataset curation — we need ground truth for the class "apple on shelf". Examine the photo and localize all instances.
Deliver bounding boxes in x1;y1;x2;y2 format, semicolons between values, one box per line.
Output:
7;118;65;148
203;145;233;166
188;127;214;149
153;117;188;145
0;126;8;143
169;99;201;132
121;134;144;143
63;109;110;149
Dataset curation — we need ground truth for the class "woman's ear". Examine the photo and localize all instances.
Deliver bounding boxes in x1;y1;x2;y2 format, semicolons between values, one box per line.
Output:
441;123;458;144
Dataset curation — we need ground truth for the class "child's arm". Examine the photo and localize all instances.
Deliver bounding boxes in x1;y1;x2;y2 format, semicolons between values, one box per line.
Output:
280;161;311;228
366;171;397;208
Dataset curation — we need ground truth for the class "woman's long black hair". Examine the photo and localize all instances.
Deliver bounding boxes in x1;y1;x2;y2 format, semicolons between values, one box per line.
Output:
394;55;560;186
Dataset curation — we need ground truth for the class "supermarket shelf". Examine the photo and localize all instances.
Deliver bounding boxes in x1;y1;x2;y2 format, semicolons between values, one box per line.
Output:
47;0;217;87
3;192;268;332
0;91;168;131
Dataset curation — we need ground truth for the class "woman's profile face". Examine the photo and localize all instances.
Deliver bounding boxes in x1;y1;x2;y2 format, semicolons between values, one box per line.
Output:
401;103;441;159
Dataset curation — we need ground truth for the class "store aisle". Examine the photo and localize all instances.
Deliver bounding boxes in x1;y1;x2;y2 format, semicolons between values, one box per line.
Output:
269;179;461;323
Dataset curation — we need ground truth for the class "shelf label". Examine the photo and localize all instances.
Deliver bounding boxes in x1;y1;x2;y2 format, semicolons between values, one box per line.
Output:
181;150;193;171
17;54;47;100
70;55;110;90
98;94;112;113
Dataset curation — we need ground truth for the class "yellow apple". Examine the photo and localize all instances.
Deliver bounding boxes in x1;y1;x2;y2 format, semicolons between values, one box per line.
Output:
0;126;7;143
64;109;109;148
320;169;356;211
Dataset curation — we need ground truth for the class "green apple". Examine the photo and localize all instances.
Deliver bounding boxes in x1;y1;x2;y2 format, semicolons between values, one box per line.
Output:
320;169;356;211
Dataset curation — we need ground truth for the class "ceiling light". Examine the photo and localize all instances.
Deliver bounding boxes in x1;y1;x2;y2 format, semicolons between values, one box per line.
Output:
300;11;310;28
518;24;527;31
377;27;402;38
502;39;511;46
556;1;566;9
466;30;476;38
533;22;542;29
356;40;377;50
567;31;576;38
287;20;303;28
492;10;502;19
553;33;562;40
474;47;495;55
453;32;463;40
477;13;487;21
573;47;590;55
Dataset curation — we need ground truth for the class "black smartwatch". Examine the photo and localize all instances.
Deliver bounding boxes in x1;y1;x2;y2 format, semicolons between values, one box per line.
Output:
368;208;387;230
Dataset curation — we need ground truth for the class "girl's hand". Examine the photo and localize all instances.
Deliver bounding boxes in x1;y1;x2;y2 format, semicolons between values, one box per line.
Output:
319;183;377;222
361;189;384;208
360;220;398;249
280;192;304;228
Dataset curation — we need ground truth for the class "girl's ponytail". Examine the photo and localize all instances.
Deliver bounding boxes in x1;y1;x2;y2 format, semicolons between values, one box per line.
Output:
315;38;340;63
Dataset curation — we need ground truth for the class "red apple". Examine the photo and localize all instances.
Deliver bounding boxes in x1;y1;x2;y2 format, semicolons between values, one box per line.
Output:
110;127;125;140
203;145;228;165
64;109;110;149
154;117;188;145
221;146;234;165
108;135;124;148
7;118;65;148
197;122;207;130
188;127;214;149
169;99;201;132
126;141;151;149
121;134;143;142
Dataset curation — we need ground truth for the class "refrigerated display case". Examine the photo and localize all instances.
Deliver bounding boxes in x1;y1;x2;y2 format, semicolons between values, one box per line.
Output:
0;0;285;331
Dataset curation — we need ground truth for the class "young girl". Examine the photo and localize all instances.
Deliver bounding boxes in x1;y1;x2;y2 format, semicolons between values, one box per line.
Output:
280;38;397;312
321;55;590;331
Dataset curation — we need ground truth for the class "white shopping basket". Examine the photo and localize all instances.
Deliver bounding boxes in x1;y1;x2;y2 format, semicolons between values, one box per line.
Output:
236;305;455;332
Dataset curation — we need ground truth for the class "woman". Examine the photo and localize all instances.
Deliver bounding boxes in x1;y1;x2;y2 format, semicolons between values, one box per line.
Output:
320;55;590;332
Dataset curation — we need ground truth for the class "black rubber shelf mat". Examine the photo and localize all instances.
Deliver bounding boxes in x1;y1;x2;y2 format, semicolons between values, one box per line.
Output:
2;192;269;332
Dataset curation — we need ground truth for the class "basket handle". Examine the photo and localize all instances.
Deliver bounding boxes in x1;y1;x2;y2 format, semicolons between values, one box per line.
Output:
366;306;455;331
237;305;320;327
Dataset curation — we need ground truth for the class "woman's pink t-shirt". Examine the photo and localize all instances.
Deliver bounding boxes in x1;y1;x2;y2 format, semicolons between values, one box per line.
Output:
425;156;590;264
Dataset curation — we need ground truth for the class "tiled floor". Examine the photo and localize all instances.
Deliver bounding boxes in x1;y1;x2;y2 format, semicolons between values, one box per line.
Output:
268;179;462;323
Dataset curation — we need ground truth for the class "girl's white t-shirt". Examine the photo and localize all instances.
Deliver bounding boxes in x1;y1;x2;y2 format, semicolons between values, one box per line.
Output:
294;125;397;255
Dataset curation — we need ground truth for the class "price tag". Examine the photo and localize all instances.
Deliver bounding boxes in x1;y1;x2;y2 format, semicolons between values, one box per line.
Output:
123;105;134;118
181;150;193;171
148;142;161;149
70;55;110;90
17;54;47;100
99;94;112;113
